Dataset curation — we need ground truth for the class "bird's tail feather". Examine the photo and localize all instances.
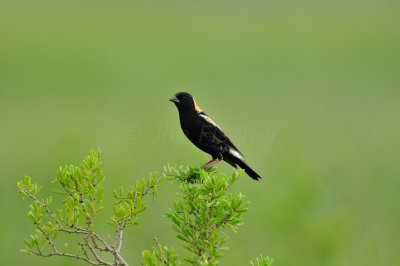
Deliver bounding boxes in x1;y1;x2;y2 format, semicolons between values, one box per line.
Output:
234;158;261;181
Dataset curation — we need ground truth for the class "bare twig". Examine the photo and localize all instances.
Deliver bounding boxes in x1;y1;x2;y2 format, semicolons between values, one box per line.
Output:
93;233;128;266
91;235;108;252
29;250;100;265
113;223;121;249
78;242;91;261
59;180;78;201
84;237;112;265
21;188;63;228
116;229;124;253
154;237;167;264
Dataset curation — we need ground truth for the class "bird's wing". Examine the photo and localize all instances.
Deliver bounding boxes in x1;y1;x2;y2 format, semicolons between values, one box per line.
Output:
198;113;243;156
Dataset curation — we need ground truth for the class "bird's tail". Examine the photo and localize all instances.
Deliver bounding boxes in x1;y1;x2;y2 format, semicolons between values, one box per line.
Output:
234;158;261;181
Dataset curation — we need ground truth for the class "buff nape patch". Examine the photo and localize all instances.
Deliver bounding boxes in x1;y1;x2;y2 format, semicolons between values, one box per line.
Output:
193;98;203;113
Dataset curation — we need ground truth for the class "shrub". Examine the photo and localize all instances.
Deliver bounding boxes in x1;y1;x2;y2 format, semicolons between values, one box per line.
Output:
18;150;272;265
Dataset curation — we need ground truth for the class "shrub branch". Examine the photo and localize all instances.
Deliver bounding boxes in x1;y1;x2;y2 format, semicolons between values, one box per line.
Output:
18;151;272;266
18;150;163;266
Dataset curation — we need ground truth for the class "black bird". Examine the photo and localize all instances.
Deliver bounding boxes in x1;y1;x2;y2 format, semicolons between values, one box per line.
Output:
169;92;261;181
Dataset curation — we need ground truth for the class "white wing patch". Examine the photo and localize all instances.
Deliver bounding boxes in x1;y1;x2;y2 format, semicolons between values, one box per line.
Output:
200;113;244;159
229;148;244;160
200;114;223;131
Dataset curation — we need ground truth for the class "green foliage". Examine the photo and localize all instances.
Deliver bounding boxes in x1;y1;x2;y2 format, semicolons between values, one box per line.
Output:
250;255;274;266
142;237;181;266
18;150;271;265
169;166;247;264
142;165;261;265
109;172;162;229
17;149;163;266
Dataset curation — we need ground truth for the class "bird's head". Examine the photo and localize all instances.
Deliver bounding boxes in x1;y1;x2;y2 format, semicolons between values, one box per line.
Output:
169;92;203;113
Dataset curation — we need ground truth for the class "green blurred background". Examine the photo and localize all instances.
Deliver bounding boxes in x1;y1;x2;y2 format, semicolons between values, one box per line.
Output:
1;1;399;265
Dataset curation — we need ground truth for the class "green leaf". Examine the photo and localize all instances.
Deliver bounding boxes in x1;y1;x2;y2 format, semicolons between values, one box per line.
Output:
53;229;59;240
24;239;32;249
176;234;190;243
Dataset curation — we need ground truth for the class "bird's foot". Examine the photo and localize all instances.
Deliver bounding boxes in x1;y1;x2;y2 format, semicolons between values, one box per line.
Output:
203;158;221;170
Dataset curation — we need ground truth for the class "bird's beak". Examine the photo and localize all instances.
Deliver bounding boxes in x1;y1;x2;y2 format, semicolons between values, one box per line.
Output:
169;95;179;103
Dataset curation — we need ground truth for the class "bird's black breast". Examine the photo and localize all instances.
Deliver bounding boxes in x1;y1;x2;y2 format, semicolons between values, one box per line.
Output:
178;112;229;158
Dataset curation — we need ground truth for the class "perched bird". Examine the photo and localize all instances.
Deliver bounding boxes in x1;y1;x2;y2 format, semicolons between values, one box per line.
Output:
169;92;261;181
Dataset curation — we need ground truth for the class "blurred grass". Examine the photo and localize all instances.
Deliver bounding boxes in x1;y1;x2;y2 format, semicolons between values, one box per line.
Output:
1;1;399;265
